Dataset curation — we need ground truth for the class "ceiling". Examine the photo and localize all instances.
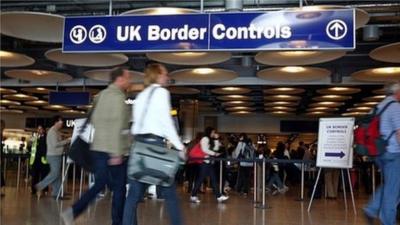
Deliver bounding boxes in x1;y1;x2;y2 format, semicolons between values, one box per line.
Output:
0;0;399;117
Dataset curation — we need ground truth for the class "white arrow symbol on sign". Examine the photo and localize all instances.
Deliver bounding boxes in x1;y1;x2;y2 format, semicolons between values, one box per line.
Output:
326;19;348;40
330;22;344;37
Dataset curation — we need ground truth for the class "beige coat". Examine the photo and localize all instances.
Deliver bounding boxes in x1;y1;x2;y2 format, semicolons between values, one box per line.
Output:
90;84;131;156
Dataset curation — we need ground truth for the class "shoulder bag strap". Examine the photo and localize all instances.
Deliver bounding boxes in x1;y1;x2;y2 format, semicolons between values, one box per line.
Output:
377;100;396;116
78;91;102;134
137;86;159;133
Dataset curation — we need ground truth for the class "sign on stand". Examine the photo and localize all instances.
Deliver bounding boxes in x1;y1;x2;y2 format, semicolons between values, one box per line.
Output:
63;9;355;52
316;117;355;169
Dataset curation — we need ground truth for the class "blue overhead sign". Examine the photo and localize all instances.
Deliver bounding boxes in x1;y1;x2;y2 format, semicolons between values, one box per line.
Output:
63;9;355;52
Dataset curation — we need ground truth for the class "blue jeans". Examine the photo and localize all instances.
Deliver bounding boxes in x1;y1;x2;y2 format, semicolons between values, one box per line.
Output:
72;151;127;225
35;155;61;197
364;152;400;225
267;172;284;189
122;179;183;225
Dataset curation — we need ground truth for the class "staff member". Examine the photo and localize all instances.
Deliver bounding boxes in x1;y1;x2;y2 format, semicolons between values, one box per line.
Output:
35;116;70;199
30;125;49;195
364;81;400;225
122;63;186;225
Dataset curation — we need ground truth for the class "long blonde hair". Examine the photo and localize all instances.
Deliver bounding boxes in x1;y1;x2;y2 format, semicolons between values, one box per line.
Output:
144;63;165;87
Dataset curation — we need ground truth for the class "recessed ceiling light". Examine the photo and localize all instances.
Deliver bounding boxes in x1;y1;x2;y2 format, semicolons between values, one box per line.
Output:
0;50;13;58
193;68;215;74
372;67;400;74
278;51;317;56
171;52;207;56
355;102;379;107
281;66;306;73
342;112;368;117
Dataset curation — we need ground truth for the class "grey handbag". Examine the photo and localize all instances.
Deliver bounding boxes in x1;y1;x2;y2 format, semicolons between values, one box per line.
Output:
127;87;181;187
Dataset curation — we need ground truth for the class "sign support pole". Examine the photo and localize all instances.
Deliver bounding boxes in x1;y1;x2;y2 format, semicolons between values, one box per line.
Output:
347;169;357;214
307;167;322;212
341;169;348;211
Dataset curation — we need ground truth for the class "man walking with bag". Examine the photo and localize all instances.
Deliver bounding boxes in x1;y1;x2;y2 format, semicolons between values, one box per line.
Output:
364;81;400;225
62;67;132;225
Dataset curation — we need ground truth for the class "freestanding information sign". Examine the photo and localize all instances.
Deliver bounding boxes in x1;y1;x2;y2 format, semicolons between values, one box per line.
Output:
308;117;356;213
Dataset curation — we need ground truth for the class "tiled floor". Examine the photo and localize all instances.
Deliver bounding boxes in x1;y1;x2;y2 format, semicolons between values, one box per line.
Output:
1;185;375;225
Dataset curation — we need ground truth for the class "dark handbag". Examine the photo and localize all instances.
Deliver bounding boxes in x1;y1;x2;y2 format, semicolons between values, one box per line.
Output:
67;99;98;173
128;87;181;187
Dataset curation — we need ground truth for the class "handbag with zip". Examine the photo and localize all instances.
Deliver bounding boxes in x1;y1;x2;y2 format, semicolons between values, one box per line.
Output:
127;87;181;187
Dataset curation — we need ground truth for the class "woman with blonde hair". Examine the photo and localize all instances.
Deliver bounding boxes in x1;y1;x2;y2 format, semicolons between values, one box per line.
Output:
122;63;186;225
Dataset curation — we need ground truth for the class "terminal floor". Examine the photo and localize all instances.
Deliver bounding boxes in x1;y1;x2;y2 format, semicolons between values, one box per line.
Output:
0;186;376;225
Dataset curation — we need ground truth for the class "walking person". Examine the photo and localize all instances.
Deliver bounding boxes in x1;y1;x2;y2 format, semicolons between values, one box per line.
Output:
233;133;254;196
35;116;70;199
122;63;186;225
30;125;49;195
61;67;132;225
364;81;400;225
190;127;229;203
1;120;5;196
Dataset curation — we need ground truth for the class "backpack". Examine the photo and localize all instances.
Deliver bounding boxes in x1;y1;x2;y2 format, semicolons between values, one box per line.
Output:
238;143;254;160
354;100;396;157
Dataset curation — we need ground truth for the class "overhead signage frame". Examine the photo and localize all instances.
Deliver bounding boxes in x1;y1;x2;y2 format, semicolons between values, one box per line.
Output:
63;9;355;53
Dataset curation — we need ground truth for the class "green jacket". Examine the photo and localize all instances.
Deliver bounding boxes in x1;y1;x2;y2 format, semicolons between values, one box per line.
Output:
90;84;131;156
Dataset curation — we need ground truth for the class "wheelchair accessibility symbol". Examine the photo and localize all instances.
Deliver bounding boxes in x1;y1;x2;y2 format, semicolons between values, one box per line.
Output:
89;25;107;44
326;20;347;40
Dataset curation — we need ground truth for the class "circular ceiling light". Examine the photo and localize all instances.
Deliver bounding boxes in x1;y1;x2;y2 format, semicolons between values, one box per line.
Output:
372;88;385;95
217;95;251;101
363;95;386;102
9;105;39;111
222;101;255;107
347;107;373;112
43;105;70;111
0;88;17;94
307;107;339;112
61;109;86;115
170;68;238;83
313;95;352;101
309;102;344;107
121;7;199;15
255;50;345;66
0;12;64;43
263;87;305;95
5;69;73;82
211;87;251;95
305;111;333;117
169;87;200;95
0;50;35;67
268;111;295;116
225;106;256;111
25;100;48;106
0;99;21;106
342;112;368;117
147;52;231;65
229;111;254;115
317;87;361;95
257;67;330;82
264;106;296;111
369;42;400;63
77;105;93;110
0;109;23;114
65;87;100;95
45;49;128;67
3;94;38;101
264;95;301;101
83;69;144;83
351;67;400;82
21;87;53;94
355;102;379;107
285;5;369;29
264;101;298;107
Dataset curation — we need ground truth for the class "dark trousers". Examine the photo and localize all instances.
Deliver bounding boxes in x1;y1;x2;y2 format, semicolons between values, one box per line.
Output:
191;163;221;198
186;163;200;193
123;179;183;225
236;166;252;194
31;160;49;194
72;151;127;225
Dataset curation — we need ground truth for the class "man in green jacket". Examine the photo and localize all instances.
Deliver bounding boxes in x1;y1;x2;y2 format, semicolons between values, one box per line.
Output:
62;67;132;225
